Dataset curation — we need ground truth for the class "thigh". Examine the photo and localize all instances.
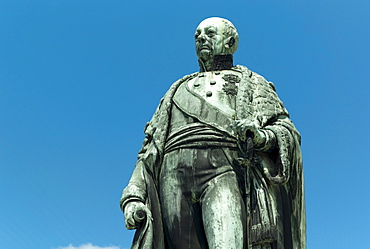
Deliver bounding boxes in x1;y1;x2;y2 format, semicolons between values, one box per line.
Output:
159;150;208;249
201;171;246;249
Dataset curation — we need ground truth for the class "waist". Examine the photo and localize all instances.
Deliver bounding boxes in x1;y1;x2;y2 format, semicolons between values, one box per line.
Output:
164;123;237;153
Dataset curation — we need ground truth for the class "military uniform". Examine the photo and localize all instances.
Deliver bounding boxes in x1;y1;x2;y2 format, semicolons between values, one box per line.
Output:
121;65;305;249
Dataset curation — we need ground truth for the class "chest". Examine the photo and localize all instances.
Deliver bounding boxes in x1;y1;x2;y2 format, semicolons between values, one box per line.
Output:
187;70;242;114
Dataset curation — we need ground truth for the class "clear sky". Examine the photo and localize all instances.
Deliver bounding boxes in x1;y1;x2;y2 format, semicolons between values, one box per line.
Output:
1;1;369;249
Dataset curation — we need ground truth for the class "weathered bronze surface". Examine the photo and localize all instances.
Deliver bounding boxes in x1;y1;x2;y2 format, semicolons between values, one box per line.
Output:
120;17;305;249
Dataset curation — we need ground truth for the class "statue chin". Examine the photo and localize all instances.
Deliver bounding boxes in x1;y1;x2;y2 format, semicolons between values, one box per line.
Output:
197;49;212;61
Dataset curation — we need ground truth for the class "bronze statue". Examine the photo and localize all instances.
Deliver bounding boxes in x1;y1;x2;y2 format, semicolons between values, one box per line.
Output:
120;17;305;249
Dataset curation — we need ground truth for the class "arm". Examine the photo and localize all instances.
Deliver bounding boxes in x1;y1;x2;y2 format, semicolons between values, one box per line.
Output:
236;115;299;185
120;160;149;230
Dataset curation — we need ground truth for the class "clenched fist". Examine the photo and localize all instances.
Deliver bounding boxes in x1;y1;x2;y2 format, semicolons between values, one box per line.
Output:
233;119;266;147
123;201;151;230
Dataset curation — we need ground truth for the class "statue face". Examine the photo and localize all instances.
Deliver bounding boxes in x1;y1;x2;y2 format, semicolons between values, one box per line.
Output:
195;18;228;61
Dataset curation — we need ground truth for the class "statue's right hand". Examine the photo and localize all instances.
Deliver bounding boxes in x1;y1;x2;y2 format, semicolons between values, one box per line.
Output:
123;201;149;230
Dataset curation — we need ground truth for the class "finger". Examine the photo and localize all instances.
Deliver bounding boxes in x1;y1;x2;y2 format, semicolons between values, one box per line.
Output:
126;217;136;230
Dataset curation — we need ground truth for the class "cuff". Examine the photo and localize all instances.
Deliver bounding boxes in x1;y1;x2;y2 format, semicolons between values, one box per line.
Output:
255;129;276;152
120;184;147;211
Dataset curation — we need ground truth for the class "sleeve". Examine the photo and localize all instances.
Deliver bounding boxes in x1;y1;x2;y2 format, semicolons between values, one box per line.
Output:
120;122;157;211
120;98;165;211
260;115;301;185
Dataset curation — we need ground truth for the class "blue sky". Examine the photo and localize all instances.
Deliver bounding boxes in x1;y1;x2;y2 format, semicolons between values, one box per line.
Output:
1;1;369;248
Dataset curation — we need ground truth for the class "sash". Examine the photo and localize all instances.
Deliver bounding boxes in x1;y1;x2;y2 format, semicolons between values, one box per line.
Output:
172;80;237;138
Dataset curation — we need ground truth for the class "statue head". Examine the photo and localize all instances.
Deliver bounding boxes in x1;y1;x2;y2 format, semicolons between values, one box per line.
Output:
195;17;239;64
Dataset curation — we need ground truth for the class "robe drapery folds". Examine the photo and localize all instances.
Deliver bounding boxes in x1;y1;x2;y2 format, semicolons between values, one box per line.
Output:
120;65;306;249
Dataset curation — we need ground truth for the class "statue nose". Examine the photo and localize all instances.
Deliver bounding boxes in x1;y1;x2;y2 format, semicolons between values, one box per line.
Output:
197;34;206;43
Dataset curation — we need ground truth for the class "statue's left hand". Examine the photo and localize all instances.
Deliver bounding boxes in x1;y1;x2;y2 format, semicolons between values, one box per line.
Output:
234;120;266;146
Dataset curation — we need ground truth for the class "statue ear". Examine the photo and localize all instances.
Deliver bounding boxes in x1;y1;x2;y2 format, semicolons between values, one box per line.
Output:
229;37;235;47
225;37;235;48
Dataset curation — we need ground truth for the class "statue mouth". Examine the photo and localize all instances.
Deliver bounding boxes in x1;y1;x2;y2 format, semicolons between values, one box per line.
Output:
198;45;211;52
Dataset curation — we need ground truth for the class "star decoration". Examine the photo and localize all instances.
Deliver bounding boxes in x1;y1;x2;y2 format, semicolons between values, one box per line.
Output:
222;74;240;96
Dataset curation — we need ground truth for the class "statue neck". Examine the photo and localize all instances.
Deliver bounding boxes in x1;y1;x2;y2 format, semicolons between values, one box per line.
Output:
199;54;234;72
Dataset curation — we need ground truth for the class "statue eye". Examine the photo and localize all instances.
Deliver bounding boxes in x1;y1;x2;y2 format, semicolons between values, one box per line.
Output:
208;29;216;37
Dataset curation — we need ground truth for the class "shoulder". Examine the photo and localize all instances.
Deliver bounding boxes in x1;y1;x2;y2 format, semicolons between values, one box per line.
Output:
153;72;199;114
235;65;277;92
164;72;197;93
178;71;199;83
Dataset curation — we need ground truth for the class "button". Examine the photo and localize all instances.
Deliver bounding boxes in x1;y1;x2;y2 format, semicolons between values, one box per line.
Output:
210;80;216;85
194;82;200;87
206;91;212;97
215;71;220;75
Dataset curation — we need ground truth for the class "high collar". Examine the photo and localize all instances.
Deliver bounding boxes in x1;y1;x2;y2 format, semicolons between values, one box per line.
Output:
199;54;234;72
